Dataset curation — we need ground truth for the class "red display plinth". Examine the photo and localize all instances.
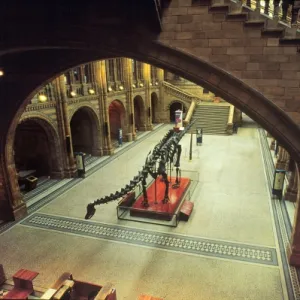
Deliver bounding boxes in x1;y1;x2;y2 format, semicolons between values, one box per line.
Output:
131;177;190;221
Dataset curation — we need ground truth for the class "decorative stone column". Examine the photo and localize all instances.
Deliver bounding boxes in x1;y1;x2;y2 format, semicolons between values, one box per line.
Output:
287;163;300;266
270;138;276;151
122;58;136;141
275;147;290;171
157;68;167;123
142;62;153;131
54;75;77;177
90;62;103;157
95;61;113;155
285;165;298;202
0;154;27;221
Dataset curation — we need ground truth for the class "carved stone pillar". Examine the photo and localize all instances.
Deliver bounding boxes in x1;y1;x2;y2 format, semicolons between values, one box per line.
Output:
285;166;298;202
55;75;77;177
95;61;113;155
270;138;276;150
90;62;103;157
142;63;153;131
157;68;167;123
122;58;136;141
275;147;290;171
287;163;300;266
0;154;27;221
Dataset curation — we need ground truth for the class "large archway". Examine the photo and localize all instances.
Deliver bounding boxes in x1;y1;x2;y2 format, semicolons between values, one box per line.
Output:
151;92;159;124
109;100;126;141
133;95;146;131
169;101;187;123
70;106;101;156
3;41;300;224
14;117;62;182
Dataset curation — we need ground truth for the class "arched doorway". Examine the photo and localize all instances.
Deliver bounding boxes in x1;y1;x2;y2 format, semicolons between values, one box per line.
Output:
14;118;62;191
134;95;146;131
70;107;100;155
109;100;126;141
169;101;187;123
151;92;159;124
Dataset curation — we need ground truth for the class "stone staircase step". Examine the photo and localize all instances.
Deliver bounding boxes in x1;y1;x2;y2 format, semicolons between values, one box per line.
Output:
209;4;230;12
226;12;248;21
261;28;284;38
244;20;265;27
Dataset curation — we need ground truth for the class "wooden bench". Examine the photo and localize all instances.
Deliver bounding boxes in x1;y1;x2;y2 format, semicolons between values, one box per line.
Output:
41;273;116;300
179;200;194;221
139;295;163;300
4;269;39;299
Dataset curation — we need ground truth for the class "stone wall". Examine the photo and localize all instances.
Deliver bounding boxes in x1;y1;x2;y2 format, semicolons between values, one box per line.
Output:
159;0;300;123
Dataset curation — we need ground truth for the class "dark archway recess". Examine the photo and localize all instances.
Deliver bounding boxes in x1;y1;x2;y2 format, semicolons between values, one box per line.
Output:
109;100;125;140
133;95;145;130
169;101;187;123
71;109;94;154
151;92;158;124
14;119;56;179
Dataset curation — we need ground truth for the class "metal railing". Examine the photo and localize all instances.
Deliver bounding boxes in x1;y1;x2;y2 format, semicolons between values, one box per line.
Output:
241;0;300;27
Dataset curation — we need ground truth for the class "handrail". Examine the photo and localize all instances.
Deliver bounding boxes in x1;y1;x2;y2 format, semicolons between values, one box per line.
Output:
238;0;300;28
183;99;197;126
227;105;234;126
163;81;204;103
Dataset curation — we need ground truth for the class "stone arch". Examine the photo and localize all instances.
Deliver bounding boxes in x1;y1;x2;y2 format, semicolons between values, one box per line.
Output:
70;105;101;156
168;101;188;123
14;115;63;179
4;42;300;219
108;100;126;140
5;42;300;162
151;92;159;124
133;95;146;131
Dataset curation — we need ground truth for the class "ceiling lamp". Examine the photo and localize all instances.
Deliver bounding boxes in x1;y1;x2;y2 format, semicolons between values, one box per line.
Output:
108;86;113;92
139;83;144;87
38;94;47;102
70;91;77;97
0;70;4;76
88;88;95;95
119;85;124;90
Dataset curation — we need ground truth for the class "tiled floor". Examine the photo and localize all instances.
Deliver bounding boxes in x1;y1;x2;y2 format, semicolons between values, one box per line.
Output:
0;120;298;300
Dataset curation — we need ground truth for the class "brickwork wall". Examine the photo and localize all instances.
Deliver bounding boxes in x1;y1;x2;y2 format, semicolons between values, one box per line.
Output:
159;0;300;122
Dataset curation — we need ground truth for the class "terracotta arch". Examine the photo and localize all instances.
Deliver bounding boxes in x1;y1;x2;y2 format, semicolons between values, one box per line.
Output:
151;92;159;124
133;95;146;131
108;100;126;140
4;42;300;163
70;105;101;156
14;115;63;178
3;41;300;219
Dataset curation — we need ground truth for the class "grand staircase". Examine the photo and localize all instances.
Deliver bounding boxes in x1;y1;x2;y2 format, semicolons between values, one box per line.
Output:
190;104;230;135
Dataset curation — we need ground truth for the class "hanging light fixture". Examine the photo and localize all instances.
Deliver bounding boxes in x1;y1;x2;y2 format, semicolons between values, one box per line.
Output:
139;83;144;87
155;81;159;86
0;69;4;76
119;85;124;91
132;84;136;88
70;91;77;97
108;86;113;92
38;94;47;102
88;88;95;95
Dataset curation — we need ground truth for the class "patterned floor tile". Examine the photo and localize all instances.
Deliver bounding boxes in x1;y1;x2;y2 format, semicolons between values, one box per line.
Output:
21;213;278;266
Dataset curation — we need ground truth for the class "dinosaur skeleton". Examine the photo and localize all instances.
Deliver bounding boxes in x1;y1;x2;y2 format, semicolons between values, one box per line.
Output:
85;121;195;220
